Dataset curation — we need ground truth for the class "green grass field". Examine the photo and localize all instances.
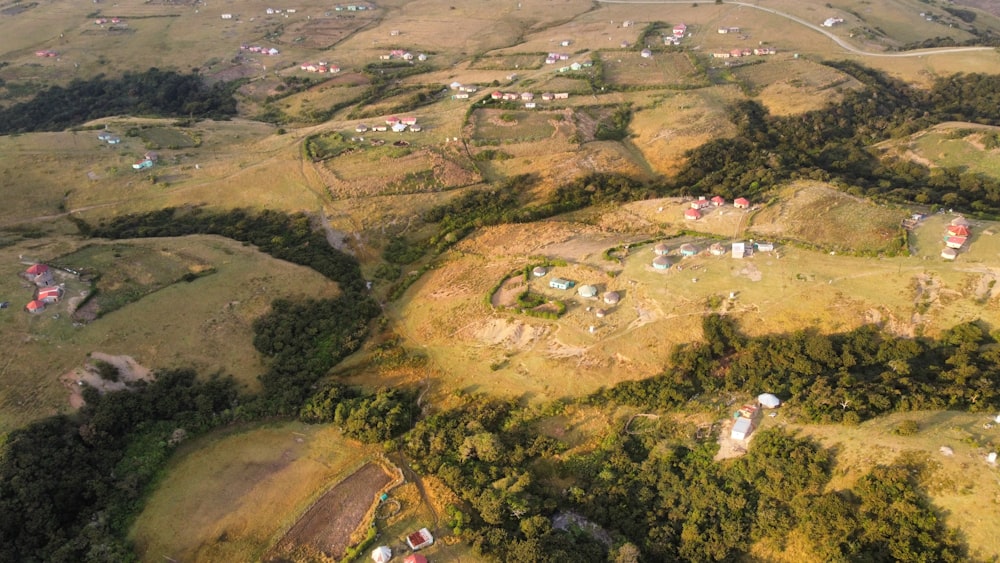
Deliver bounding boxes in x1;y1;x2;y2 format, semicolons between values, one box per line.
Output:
600;51;701;88
0;235;341;435
471;108;558;144
130;421;373;563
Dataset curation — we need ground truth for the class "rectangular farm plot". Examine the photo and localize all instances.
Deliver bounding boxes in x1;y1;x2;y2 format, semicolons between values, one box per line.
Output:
138;127;197;149
472;109;558;144
600;51;699;87
470;53;545;70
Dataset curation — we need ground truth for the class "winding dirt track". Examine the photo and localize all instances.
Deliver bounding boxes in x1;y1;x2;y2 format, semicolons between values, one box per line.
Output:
596;0;996;58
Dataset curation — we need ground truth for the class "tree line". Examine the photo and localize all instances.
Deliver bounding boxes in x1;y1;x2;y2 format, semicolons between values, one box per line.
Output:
0;69;239;134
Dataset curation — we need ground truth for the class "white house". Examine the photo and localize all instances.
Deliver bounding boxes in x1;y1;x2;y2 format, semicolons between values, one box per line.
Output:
732;242;746;258
731;417;754;440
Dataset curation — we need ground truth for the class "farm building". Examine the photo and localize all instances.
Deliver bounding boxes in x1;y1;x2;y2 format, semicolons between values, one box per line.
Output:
941;247;958;260
25;300;45;314
595;308;607;318
679;243;697;257
553;92;570;99
525;102;536;109
550;278;575;290
24;264;53;287
491;91;503;100
107;136;121;145
734;197;750;209
731;417;754;440
945;236;967;249
221;13;233;19
718;26;740;34
640;49;652;58
356;124;369;132
400;116;418;125
603;291;620;305
755;241;774;252
403;555;428;563
690;196;711;209
732;242;746;258
392;123;407;132
652;256;671;270
532;266;547;277
406;528;434;550
37;286;62;304
673;23;687;36
822;17;844;27
578;285;598;298
711;195;725;206
654;243;670;256
371;546;392;563
709;243;726;256
684;209;701;220
132;159;153;170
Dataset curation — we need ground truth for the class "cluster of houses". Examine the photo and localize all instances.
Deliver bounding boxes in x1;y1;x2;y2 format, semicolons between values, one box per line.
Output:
822;17;845;27
490;90;569;109
941;216;971;260
555;61;592;73
97;131;122;145
264;7;297;15
94;17;123;25
299;62;341;73
731;394;781;440
19;264;63;314
536;267;620;319
34;50;58;57
717;26;740;34
649;238;771;269
367;527;432;563
379;50;427;62
683;195;750;221
545;52;571;65
662;23;688;46
334;3;374;11
356;115;421;133
712;47;776;59
241;44;281;56
448;82;477;100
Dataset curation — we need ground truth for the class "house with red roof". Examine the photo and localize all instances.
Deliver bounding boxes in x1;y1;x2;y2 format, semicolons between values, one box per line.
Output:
945;236;967;249
24;264;53;287
491;91;503;100
673;23;687;36
400;116;418;125
734;197;750;209
690;196;711;210
25;300;45;313
406;528;434;550
684;208;702;220
711;195;725;206
38;286;62;304
947;225;970;237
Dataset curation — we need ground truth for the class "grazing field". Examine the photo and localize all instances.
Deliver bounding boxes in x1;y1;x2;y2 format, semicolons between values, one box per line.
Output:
471;108;559;144
770;411;1000;561
130;421;375;563
319;144;480;199
749;182;909;254
138;126;198;149
600;51;702;88
878;123;1000;179
0;235;341;435
730;57;864;115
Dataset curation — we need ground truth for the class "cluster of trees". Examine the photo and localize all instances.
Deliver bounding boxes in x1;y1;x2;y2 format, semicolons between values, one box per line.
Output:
0;69;239;134
0;370;239;561
299;383;417;443
669;64;1000;215
601;315;1000;424
397;390;965;562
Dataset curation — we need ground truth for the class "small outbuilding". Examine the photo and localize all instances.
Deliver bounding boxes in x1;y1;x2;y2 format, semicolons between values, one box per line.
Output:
734;197;750;209
25;300;45;314
684;208;701;220
941;247;958;260
654;243;670;256
532;266;547;277
578;285;598;298
732;242;746;258
679;243;697;257
709;243;726;256
406;528;434;550
403;555;428;563
652;256;670;270
711;195;725;206
731;417;754;440
603;291;620;305
595;308;607;318
549;278;575;290
371;546;392;563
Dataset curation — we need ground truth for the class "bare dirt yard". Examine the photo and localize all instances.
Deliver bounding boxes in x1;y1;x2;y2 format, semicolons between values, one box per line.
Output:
267;462;392;560
59;352;153;408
